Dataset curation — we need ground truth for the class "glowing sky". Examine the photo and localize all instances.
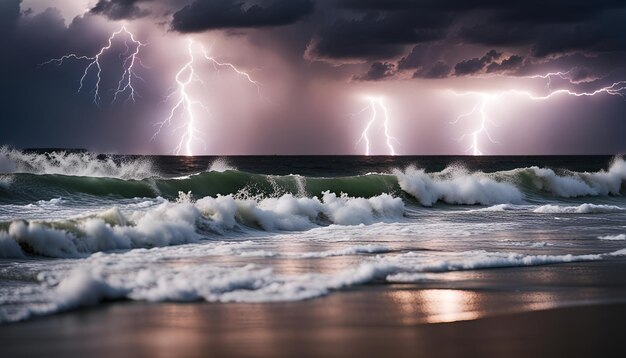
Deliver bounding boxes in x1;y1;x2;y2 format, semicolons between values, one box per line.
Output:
1;0;625;155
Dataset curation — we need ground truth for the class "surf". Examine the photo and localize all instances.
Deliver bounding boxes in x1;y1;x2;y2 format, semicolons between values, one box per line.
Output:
1;156;624;205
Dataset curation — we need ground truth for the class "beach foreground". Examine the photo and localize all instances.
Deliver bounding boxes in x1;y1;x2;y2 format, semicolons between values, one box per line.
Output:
3;259;626;357
1;285;625;358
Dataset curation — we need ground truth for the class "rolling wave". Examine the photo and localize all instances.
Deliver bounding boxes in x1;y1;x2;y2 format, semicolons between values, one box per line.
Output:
0;191;405;258
1;157;625;204
0;147;154;180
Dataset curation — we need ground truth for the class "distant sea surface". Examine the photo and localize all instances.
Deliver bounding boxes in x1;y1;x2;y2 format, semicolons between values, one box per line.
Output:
1;148;626;323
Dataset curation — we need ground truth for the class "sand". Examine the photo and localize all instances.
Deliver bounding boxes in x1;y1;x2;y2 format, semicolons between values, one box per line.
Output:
1;283;626;358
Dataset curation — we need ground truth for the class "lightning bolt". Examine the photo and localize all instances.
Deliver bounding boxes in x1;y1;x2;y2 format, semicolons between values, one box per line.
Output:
199;44;265;102
451;74;626;155
40;25;147;105
352;97;397;155
152;39;204;156
152;39;264;156
450;94;498;156
526;70;573;91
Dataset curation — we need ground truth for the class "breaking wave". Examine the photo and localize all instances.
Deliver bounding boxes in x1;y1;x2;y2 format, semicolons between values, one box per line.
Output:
394;165;524;206
0;147;155;180
1;150;624;205
0;191;405;258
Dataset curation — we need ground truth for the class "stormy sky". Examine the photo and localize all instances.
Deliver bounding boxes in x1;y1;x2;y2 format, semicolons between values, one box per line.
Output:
1;0;625;154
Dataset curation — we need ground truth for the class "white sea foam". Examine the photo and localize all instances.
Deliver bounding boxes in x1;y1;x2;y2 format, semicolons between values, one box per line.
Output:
385;272;437;282
3;245;626;324
208;158;236;172
237;246;390;259
497;240;552;247
53;271;125;310
580;158;626;196
383;251;597;283
469;204;528;212
197;191;404;231
405;251;604;272
610;248;626;256
518;158;626;197
394;166;523;206
26;198;66;208
393;156;625;206
528;167;599;197
5;247;623;324
1;201;201;258
0;147;155;179
294;245;390;258
0;192;405;258
533;204;625;214
598;234;626;241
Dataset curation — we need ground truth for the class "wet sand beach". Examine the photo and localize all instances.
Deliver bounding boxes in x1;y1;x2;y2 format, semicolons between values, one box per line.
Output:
2;261;626;358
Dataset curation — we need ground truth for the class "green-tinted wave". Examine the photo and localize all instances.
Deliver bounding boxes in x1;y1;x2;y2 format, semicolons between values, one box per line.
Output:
0;171;402;203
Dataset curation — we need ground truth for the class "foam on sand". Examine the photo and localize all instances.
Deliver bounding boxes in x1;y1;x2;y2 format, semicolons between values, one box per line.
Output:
3;247;625;323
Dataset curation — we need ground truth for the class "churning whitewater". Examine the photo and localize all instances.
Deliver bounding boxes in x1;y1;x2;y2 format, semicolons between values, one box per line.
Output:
1;149;626;323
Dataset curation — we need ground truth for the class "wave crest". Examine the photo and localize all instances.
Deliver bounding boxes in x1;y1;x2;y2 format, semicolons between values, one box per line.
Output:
510;158;626;198
394;166;523;206
0;191;405;258
0;147;155;179
1;150;625;207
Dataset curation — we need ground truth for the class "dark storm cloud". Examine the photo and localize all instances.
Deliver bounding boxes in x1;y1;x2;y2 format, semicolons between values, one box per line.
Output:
298;0;626;80
162;0;626;78
457;6;626;58
490;0;625;24
0;0;163;152
397;46;427;70
395;44;451;78
337;0;623;22
396;43;448;70
485;55;524;74
305;11;450;61
414;60;451;79
453;58;484;76
453;50;501;76
89;0;151;20
171;0;315;33
352;61;396;81
568;67;597;83
0;0;20;34
531;12;626;57
336;0;424;10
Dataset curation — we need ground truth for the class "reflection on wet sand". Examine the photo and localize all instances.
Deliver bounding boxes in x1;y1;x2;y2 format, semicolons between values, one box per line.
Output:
387;288;480;324
3;277;626;358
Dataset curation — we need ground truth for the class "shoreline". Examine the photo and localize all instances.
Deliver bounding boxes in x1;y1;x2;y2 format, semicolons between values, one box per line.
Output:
2;287;626;358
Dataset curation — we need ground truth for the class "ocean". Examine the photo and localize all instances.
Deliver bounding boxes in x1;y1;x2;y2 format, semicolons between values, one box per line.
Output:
1;147;626;324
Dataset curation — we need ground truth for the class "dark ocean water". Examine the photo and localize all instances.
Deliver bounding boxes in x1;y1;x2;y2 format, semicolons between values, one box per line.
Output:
1;148;625;323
